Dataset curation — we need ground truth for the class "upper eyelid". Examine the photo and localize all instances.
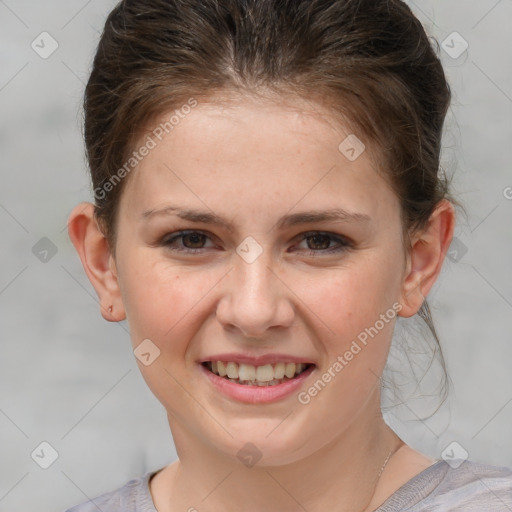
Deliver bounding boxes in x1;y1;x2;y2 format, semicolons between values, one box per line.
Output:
162;229;217;244
162;229;352;246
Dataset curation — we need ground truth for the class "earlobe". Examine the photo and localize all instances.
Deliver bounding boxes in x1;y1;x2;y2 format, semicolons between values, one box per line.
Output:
67;202;126;322
398;200;455;318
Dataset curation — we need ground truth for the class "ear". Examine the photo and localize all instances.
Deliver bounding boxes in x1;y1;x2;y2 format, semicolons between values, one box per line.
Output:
398;199;456;318
67;202;126;322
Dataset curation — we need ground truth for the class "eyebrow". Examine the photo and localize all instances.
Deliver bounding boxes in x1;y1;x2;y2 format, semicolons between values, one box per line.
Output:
141;205;371;232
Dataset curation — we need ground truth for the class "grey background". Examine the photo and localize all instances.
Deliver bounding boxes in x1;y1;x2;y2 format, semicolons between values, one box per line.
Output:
0;1;511;511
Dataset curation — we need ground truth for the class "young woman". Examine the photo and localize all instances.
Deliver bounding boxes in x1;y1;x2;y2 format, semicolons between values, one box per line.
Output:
65;0;512;510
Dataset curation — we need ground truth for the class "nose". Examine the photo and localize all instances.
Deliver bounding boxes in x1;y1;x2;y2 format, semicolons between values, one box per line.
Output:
215;245;295;339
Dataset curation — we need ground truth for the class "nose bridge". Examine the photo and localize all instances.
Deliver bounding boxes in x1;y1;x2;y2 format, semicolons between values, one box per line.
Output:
236;244;275;303
216;238;293;337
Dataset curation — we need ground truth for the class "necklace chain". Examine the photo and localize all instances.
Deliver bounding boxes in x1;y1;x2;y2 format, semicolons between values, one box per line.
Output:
362;440;404;512
377;448;394;479
378;439;404;478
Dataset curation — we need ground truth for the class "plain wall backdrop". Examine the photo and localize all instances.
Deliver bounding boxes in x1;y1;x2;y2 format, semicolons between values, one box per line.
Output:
0;1;511;511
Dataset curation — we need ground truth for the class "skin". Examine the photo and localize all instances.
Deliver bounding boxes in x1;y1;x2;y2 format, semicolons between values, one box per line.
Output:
68;92;455;512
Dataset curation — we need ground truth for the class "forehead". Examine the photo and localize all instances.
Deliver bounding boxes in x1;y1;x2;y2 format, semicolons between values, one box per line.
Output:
119;93;400;228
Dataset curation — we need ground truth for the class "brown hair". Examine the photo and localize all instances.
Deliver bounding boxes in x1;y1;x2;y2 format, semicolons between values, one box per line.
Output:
84;0;461;408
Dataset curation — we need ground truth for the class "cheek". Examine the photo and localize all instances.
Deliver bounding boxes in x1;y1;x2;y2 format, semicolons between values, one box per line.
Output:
117;250;218;349
301;251;404;369
116;254;214;408
313;253;402;323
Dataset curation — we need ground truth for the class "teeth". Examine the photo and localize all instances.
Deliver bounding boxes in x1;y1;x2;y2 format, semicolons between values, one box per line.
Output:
238;363;256;381
285;362;296;379
256;364;274;382
217;361;227;377
205;360;310;384
226;361;238;379
274;362;285;379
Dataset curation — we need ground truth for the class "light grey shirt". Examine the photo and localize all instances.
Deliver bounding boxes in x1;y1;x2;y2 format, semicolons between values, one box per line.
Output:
65;459;512;511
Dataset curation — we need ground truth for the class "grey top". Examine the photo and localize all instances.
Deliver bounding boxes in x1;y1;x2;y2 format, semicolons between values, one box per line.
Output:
65;459;512;511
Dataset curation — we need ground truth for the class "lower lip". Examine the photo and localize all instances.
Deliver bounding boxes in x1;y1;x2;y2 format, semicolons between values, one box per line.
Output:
199;363;316;404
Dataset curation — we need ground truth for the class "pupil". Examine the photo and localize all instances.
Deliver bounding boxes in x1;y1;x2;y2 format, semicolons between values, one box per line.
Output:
309;234;329;250
184;233;205;248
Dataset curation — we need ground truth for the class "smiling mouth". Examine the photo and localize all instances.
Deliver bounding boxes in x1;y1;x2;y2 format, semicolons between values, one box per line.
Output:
202;361;314;386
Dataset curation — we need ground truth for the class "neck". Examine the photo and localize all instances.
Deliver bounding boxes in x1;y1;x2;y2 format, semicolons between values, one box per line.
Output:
155;390;404;512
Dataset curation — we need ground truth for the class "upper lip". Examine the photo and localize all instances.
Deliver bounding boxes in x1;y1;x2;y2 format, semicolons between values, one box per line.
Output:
198;353;316;366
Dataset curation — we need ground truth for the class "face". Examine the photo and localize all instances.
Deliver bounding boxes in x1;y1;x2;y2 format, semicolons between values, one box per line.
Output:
112;93;409;465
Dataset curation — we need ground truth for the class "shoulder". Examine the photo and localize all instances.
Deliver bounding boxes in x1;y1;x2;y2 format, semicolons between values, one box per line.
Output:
430;458;512;509
378;458;512;511
64;469;161;512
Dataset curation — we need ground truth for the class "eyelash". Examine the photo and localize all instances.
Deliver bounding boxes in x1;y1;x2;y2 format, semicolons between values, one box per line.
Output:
160;230;352;256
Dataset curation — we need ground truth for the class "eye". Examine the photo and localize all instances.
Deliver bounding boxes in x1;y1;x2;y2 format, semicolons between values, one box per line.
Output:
293;231;352;256
160;230;352;256
161;230;216;254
